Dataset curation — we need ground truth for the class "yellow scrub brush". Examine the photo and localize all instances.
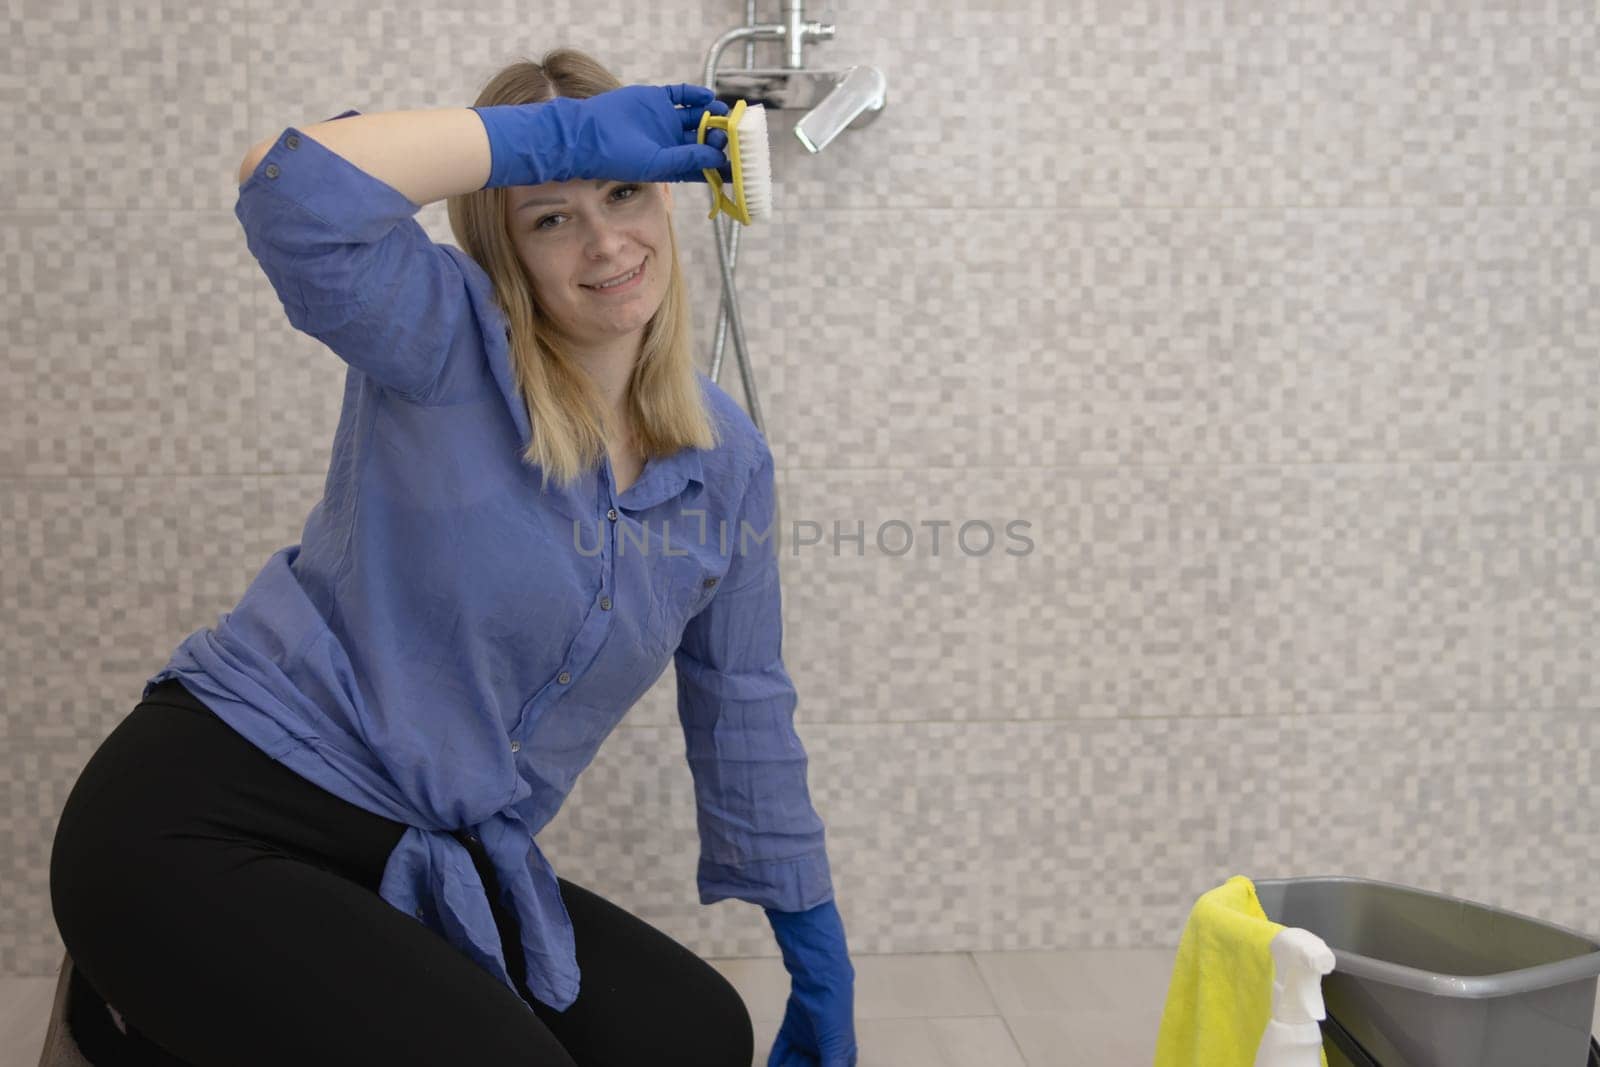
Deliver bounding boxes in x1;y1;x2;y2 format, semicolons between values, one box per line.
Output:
697;99;771;225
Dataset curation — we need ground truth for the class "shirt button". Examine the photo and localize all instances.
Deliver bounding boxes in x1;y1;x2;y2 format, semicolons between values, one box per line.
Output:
415;908;424;919
264;162;280;179
464;833;478;844
285;133;300;150
599;595;612;610
557;671;571;684
510;740;521;753
703;577;718;587
607;508;618;522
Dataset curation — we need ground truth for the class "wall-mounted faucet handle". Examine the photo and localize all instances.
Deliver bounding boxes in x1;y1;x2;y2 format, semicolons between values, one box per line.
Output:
782;0;836;67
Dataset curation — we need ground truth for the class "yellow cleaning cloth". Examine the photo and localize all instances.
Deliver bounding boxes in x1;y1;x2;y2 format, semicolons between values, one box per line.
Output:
1153;875;1328;1067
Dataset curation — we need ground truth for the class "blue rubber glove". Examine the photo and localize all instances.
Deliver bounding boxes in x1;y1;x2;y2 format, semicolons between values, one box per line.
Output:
472;83;731;189
764;898;859;1067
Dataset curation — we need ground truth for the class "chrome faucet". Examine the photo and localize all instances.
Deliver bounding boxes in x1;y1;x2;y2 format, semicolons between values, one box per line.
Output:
793;65;888;153
699;2;889;434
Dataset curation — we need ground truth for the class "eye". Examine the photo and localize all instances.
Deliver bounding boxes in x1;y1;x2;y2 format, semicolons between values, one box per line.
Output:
533;185;643;232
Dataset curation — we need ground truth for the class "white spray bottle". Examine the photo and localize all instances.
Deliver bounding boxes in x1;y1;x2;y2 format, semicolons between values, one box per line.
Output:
1254;926;1336;1067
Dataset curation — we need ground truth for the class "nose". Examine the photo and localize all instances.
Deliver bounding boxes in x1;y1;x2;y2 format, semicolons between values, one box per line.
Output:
582;215;631;260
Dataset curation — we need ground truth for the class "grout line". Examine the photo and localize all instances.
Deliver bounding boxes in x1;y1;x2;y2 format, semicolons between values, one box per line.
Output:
770;460;1600;472
961;955;1037;1067
964;950;1007;1014
4;458;1599;485
623;706;1600;725
750;1010;1019;1022
996;1011;1033;1066
1;203;1594;218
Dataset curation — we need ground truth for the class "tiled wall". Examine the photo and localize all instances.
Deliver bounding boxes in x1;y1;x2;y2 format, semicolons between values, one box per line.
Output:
3;0;1596;976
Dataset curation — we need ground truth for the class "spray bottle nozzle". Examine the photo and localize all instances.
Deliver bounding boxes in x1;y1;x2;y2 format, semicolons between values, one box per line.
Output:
1268;927;1337;1024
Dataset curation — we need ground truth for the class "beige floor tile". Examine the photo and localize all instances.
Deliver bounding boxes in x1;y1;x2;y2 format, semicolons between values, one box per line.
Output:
708;955;793;1020
710;951;999;1021
1005;1010;1161;1067
748;1014;1028;1067
1;976;55;1067
749;1014;780;1066
972;947;1177;1017
857;1017;1028;1067
8;955;1596;1067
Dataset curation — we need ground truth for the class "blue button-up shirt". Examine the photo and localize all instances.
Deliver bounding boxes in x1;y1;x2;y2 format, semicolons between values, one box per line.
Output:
144;110;834;1012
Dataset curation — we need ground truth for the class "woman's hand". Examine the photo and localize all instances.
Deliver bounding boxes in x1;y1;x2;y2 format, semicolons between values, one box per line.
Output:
764;899;859;1067
561;84;732;183
768;978;859;1067
474;83;732;189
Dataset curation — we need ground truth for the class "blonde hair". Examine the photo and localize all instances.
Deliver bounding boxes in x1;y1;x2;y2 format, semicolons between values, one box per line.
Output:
446;48;720;490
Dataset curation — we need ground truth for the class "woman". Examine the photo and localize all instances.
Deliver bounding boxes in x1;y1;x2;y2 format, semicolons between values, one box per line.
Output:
48;48;857;1067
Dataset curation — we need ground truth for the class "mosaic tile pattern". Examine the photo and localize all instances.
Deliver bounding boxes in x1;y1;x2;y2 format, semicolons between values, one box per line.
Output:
1;476;271;974
549;701;1600;959
3;0;1597;977
0;213;263;478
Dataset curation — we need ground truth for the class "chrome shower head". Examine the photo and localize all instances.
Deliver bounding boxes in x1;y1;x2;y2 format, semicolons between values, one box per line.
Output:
793;65;887;153
711;64;888;153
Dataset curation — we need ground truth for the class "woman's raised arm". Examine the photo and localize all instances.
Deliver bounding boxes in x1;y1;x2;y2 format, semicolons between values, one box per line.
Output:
238;108;490;207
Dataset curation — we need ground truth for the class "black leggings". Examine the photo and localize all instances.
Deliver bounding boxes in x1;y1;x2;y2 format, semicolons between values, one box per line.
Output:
48;678;754;1066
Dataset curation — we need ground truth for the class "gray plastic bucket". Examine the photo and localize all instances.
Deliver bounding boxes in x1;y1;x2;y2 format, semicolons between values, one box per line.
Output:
1254;877;1600;1067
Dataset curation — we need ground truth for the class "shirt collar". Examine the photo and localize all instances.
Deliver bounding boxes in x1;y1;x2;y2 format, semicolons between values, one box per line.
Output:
477;309;706;517
614;441;705;513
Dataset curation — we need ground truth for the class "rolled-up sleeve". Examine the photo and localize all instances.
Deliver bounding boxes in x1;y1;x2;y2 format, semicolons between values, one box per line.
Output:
673;447;836;912
235;109;471;404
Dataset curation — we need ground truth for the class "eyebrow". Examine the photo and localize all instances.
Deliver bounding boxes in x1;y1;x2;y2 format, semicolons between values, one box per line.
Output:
515;180;619;212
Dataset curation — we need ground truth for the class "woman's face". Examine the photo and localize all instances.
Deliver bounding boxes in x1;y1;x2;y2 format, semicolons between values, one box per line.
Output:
505;178;674;350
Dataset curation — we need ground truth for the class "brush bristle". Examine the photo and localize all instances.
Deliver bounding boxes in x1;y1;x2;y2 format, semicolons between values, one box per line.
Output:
737;104;772;222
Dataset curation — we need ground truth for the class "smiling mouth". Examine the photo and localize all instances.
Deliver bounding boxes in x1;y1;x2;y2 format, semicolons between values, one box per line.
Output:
583;259;646;290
